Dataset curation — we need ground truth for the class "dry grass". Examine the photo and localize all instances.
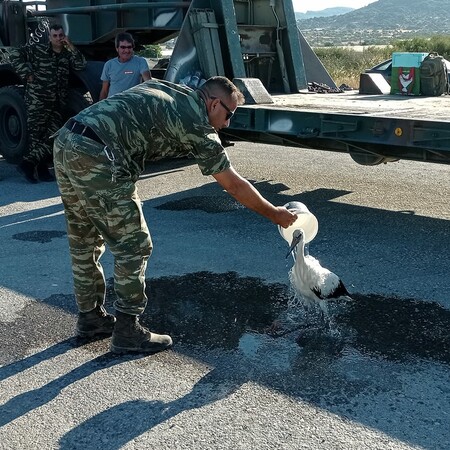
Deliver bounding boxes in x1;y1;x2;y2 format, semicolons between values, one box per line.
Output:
316;46;392;89
317;36;450;88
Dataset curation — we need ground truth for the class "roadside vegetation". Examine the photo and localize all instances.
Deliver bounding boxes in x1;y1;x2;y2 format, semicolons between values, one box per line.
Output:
138;44;163;58
315;35;450;88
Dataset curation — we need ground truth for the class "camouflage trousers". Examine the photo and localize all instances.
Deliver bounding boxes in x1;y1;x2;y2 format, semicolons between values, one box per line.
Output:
53;127;153;314
25;95;64;165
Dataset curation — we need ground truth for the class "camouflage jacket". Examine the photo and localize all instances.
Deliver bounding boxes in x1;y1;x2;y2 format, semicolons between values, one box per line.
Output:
72;80;230;180
9;42;86;105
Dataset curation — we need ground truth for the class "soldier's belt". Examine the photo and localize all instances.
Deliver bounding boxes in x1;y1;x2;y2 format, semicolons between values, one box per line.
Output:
66;119;104;145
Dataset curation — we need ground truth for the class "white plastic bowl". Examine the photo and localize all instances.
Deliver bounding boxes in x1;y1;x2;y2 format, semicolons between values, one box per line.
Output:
278;201;319;244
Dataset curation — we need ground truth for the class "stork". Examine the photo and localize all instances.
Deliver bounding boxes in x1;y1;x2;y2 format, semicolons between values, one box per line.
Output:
286;228;351;319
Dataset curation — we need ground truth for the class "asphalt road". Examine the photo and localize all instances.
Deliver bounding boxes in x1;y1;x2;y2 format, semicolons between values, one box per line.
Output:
0;143;449;449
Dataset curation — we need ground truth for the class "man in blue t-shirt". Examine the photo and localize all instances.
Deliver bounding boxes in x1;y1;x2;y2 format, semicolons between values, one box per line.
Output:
99;32;151;100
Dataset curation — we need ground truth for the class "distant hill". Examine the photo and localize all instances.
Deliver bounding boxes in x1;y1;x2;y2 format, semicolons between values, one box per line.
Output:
296;0;450;46
294;7;353;20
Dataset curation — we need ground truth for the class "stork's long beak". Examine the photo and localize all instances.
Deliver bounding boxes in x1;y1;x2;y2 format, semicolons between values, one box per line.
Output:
285;233;303;258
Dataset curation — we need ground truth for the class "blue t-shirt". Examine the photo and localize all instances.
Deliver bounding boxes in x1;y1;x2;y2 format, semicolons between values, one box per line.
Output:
100;55;149;97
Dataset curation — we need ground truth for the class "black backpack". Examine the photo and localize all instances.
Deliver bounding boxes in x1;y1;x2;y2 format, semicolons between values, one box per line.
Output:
420;52;449;96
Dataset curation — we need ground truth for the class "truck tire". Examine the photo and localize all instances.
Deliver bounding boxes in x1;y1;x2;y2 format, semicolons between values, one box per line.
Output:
0;86;28;164
350;151;399;166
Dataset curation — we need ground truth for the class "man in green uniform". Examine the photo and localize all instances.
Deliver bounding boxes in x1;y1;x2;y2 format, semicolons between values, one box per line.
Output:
53;76;297;354
10;24;86;183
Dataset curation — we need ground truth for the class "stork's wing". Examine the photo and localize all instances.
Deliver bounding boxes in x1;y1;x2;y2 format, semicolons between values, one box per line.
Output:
311;286;324;299
312;279;350;300
332;279;350;298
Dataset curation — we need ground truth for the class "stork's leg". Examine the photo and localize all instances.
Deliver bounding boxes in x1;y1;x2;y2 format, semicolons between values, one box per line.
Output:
318;301;332;330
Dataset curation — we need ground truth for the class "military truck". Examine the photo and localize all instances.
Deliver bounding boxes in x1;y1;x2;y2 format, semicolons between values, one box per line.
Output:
0;0;449;166
0;0;191;162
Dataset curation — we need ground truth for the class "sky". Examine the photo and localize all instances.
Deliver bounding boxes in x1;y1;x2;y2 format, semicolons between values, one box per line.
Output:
292;0;378;13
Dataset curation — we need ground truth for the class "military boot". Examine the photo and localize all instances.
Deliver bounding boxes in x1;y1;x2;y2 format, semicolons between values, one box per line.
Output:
17;160;38;184
110;311;173;354
76;304;116;337
37;163;56;182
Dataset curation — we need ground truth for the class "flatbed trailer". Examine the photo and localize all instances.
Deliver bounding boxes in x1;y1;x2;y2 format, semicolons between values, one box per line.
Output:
226;92;450;165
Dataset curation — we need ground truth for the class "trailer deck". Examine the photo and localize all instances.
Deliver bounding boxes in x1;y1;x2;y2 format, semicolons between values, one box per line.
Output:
271;91;450;121
227;91;450;165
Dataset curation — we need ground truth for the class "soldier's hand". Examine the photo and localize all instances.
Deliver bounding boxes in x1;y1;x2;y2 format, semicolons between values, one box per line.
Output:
274;207;298;228
27;74;34;83
62;36;75;51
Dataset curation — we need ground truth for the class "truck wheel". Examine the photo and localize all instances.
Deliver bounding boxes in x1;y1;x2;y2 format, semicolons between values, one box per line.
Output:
350;152;386;166
0;86;28;164
350;150;399;166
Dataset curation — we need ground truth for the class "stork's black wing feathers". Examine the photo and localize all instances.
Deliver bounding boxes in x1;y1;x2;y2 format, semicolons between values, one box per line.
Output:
311;280;350;300
334;280;350;297
328;279;350;299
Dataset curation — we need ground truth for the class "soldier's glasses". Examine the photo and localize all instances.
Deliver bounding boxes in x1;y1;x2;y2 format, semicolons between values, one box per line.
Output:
119;45;133;49
210;96;234;120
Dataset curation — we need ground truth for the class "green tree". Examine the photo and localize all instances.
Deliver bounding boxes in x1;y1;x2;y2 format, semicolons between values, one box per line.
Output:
391;35;450;59
138;44;163;59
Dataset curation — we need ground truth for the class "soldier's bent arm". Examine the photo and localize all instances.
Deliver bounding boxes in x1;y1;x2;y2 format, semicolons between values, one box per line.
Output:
69;47;87;71
213;167;294;227
9;45;33;82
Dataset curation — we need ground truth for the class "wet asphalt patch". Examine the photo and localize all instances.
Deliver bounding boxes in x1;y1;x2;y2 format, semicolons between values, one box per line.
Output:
0;296;76;367
3;271;449;367
340;294;450;363
119;271;449;365
142;271;290;350
155;195;243;213
12;230;67;244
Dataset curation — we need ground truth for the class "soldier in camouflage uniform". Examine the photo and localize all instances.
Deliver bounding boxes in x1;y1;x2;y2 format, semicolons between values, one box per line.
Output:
10;24;86;183
53;76;297;354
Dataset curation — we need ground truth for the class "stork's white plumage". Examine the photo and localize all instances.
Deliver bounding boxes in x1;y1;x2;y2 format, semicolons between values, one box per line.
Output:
288;229;351;314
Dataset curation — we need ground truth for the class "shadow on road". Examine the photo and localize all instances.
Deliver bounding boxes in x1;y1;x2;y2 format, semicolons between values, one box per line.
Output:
1;158;449;448
0;341;145;428
59;366;240;450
